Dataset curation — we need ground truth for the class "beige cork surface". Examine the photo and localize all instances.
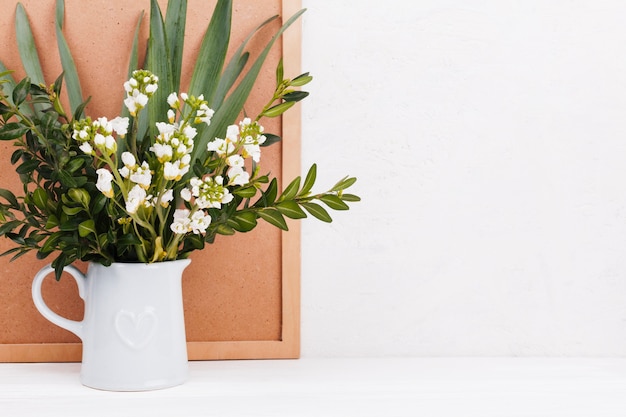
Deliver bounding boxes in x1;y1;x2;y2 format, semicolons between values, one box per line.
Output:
0;0;301;361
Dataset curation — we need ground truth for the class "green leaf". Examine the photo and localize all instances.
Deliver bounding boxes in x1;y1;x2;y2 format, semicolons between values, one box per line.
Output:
68;188;90;207
118;233;142;245
212;14;278;109
15;4;45;86
0;189;19;208
118;10;144;131
290;73;313;87
230;211;257;232
282;91;309;102
262;101;295;118
258;208;288;231
298;163;317;197
10;150;23;165
0;60;32;117
61;205;82;216
260;133;281;147
51;253;69;281
212;224;233;236
55;0;65;27
276;57;284;86
78;219;96;237
332;176;357;192
233;186;257;198
319;194;350;210
32;188;48;210
253;178;278;208
73;96;91;120
276;201;307;219
164;0;187;93
55;0;84;114
0;220;22;236
0;122;29;140
45;214;59;229
146;0;172;136
279;176;300;201
190;8;306;165
15;158;39;175
188;0;232;103
11;77;30;107
301;202;332;223
340;193;361;202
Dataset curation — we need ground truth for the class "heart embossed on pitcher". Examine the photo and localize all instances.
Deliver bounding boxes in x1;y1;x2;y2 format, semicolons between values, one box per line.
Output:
114;308;158;350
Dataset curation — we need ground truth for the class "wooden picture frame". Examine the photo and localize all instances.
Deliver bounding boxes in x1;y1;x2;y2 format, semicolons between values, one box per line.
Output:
0;0;301;362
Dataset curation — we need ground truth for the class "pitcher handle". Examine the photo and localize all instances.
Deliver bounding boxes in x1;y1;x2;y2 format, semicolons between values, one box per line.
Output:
32;264;86;340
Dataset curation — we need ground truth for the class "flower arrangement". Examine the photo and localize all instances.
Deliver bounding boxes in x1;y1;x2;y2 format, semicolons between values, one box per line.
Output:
0;0;359;280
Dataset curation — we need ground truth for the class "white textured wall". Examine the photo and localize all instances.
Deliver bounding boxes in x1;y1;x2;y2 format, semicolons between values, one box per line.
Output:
300;0;626;356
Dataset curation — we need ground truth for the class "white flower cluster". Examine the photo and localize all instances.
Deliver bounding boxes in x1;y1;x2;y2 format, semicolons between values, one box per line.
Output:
150;121;195;181
72;116;129;156
124;70;159;116
170;209;212;235
77;70;226;237
206;118;266;187
181;176;233;209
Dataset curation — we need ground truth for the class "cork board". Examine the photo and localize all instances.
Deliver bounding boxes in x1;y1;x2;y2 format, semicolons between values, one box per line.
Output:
0;0;302;362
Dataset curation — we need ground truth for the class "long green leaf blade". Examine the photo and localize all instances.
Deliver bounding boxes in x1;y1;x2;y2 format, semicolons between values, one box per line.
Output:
188;0;232;103
146;0;172;138
15;3;45;86
212;14;278;109
165;0;187;93
125;11;145;83
190;8;306;165
55;0;83;114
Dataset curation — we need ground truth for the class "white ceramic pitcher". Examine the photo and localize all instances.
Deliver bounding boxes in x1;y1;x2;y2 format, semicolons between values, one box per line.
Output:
32;259;191;391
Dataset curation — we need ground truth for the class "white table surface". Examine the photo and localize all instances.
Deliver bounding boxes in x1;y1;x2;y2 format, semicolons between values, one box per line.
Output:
2;357;626;416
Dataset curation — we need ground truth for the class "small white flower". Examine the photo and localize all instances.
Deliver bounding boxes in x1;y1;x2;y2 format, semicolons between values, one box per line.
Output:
180;188;192;202
119;166;130;179
160;189;174;207
163;161;182;181
111;117;129;137
126;184;147;214
150;143;173;162
96;117;112;133
170;209;191;234
104;135;116;153
167;109;176;123
167;92;179;108
156;122;176;137
129;162;152;189
96;169;114;198
225;124;239;142
183;125;197;141
121;152;136;168
207;138;234;155
226;154;244;168
124;96;138;115
244;143;262;163
227;165;250;186
145;83;158;94
190;210;211;234
94;133;106;146
79;142;94;155
196;103;214;126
